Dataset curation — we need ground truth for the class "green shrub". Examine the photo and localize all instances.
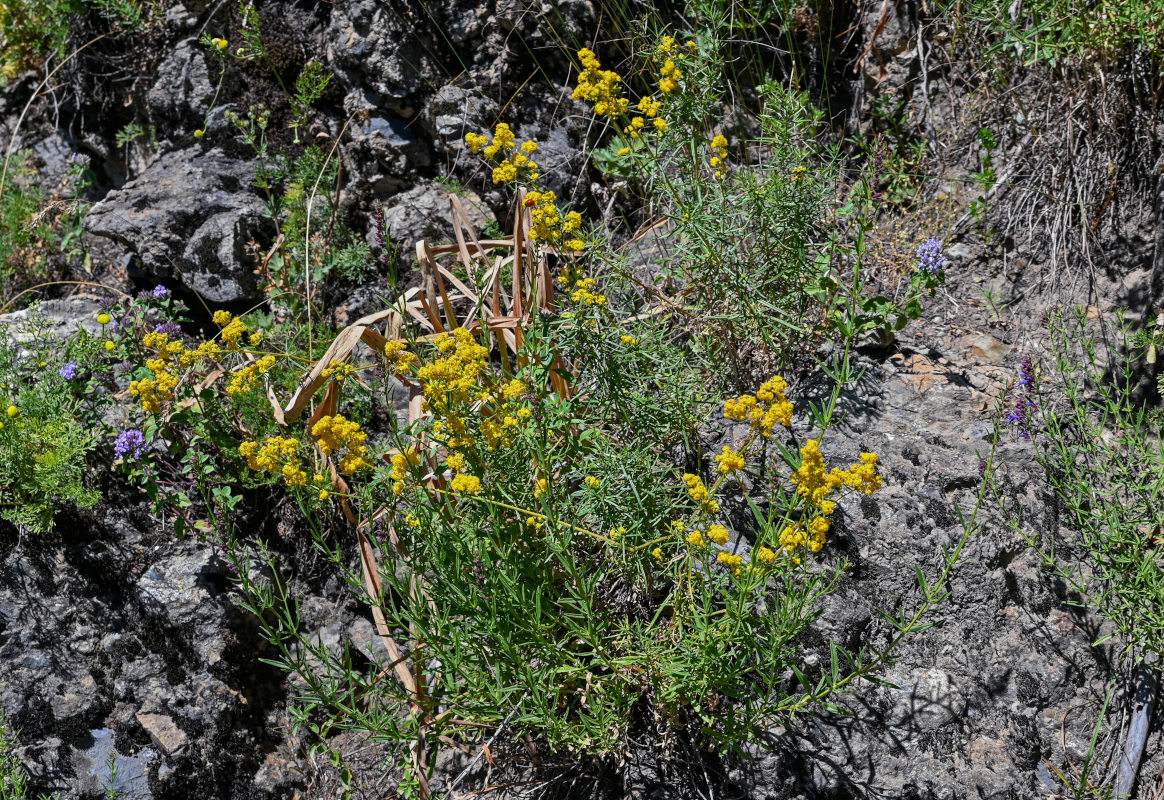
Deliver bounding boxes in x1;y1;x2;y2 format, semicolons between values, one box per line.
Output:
0;0;155;82
948;0;1164;63
0;309;107;534
993;307;1164;659
95;18;968;784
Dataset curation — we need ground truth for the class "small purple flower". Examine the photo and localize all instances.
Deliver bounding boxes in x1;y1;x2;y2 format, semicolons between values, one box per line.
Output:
1006;396;1036;439
114;429;146;460
155;322;182;336
98;296;118;309
917;238;947;275
978;459;987;478
152;285;169;299
1017;355;1036;392
59;362;79;380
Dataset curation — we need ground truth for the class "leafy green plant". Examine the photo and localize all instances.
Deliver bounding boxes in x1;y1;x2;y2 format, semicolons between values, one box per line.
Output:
94;18;969;791
574;32;838;381
289;62;332;145
0;703;31;800
948;0;1164;64
993;306;1164;660
0;309;112;534
0;0;157;83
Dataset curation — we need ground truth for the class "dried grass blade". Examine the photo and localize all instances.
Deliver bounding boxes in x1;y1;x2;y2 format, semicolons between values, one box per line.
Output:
305;380;339;434
418;239;437;305
511;197;525;319
283;325;366;422
416;289;447;333
449;195;477;274
421;240;459;328
355;524;419;698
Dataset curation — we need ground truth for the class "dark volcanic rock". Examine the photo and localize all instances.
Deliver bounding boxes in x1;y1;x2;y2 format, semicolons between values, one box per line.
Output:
145;38;214;140
84;148;269;305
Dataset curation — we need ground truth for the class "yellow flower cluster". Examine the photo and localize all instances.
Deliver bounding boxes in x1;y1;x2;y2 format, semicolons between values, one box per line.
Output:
707;524;730;545
226;355;276;395
390;447;421;496
130;331;187;414
620;334;639;346
569;277;607;307
792;165;807;183
654;37;684;93
573;48;627;118
465;124;540;184
384;340;417;376
502;379;526;400
239;436;307;486
715;446;745;475
681;473;719;513
709;134;728;179
320;361;357;382
791;441;881;515
129;370;178;415
717;551;743;572
534;477;548;498
450;473;482;494
416;327;492;448
213;310;248;351
178;339;224;368
525;190;584;250
778;516;829;558
724;375;794;437
311;414;370;474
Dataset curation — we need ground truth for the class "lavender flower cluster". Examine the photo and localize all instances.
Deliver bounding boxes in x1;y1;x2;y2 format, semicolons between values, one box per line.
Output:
114;429;146;460
917;238;947;275
1006;355;1037;439
137;285;169;301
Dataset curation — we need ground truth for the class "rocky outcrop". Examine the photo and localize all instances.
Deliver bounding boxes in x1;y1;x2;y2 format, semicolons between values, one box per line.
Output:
84;148;269;306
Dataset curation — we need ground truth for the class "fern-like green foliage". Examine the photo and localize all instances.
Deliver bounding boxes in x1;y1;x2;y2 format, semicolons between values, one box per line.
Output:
0;311;101;535
0;389;98;534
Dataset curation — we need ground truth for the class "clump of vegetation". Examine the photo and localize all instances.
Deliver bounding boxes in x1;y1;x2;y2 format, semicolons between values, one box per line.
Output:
0;308;106;534
52;17;977;787
950;0;1164;63
0;0;156;82
994;308;1164;658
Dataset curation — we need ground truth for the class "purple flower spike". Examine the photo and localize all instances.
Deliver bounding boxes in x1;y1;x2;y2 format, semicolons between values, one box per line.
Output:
155;322;182;336
114;429;146;460
916;238;947;275
152;285;169;299
59;362;79;380
1017;355;1036;392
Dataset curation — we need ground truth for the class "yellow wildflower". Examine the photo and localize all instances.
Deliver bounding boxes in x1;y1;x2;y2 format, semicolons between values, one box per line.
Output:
715;445;745;474
450;473;482;494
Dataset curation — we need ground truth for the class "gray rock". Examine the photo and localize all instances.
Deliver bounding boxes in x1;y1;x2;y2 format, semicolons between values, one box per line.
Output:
145;39;214;133
426;83;498;148
883;667;968;733
135;713;188;756
342;106;431;195
0;297;104;347
85;148;268;304
380;182;493;256
324;0;441;118
72;729;155;800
